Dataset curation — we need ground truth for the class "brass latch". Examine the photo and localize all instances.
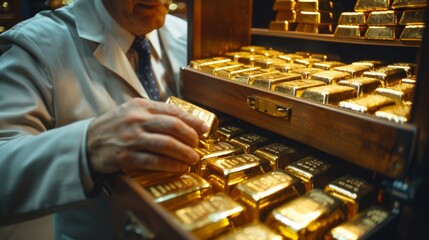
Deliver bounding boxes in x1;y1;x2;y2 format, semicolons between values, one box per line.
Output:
247;96;291;119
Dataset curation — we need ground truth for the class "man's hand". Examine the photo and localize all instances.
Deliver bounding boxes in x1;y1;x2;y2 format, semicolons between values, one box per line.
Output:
86;98;209;174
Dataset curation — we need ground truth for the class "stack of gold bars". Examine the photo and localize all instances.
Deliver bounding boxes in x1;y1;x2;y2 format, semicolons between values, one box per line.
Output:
124;95;395;239
190;45;415;123
269;0;335;33
334;0;427;40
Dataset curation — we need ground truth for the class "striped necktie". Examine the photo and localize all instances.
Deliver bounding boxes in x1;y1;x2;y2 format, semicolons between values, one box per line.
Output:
132;37;161;101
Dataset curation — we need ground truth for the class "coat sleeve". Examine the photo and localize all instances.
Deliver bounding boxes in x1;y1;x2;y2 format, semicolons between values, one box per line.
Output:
0;26;95;225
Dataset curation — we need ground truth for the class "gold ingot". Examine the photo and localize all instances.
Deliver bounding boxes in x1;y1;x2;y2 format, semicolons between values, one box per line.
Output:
215;222;283;240
351;60;383;70
297;11;333;24
338;77;382;96
173;193;247;239
295;22;333;33
387;62;418;76
400;25;425;41
200;61;244;75
144;173;212;211
295;0;334;11
375;103;411;123
313;61;346;71
273;0;296;11
216;124;250;142
402;75;417;84
231;169;306;221
325;206;391;240
338;12;368;25
367;10;401;26
203;154;272;193
294;57;322;67
265;189;347;240
229;133;271;153
255;49;285;58
195;142;244;175
251;72;302;90
276;10;298;21
301;85;357;105
354;0;390;12
225;51;254;60
333;64;371;78
235;54;267;66
334;25;368;38
254;142;308;169
392;0;428;9
240;45;267;53
254;57;287;69
198;137;220;150
277;53;304;63
365;26;402;40
362;66;407;86
166;96;218;140
399;9;426;25
284;156;336;192
189;57;231;70
310;70;352;85
217;65;262;80
269;20;298;31
324;175;378;219
338;94;395;113
127;170;183;185
234;69;277;85
375;82;415;104
271;62;306;72
289;67;324;79
274;79;326;97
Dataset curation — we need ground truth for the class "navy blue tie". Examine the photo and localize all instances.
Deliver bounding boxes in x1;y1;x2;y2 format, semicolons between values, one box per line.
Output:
132;37;161;101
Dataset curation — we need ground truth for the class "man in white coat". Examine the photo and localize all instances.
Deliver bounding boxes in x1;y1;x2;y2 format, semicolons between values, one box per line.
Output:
0;0;207;239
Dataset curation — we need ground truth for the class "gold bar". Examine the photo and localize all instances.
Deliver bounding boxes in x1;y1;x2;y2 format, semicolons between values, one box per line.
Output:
173;193;247;239
284;155;336;192
216;222;283;240
333;64;371;78
234;69;276;85
255;49;286;58
338;77;383;96
338;12;368;25
402;75;417;84
229;133;271;153
254;57;287;69
313;61;345;70
392;0;428;9
294;57;322;67
400;25;425;41
399;9;426;25
310;70;352;85
144;173;212;211
365;26;402;40
310;53;340;61
127;170;182;185
265;189;347;240
295;22;333;33
354;0;390;12
338;94;396;113
324;175;378;219
276;10;298;21
235;54;267;66
189;57;231;70
334;25;368;38
301;85;357;105
200;61;244;75
269;20;298;31
240;45;267;53
375;82;415;103
195;142;244;175
217;65;262;80
375;103;412;123
351;60;383;70
231;169;306;221
225;51;254;60
273;0;296;11
387;62;418;76
271;62;306;72
198;137;220;150
274;79;326;97
216;124;250;142
251;72;303;90
295;0;334;11
277;53;304;62
203;154;272;193
289;67;324;79
254;142;308;169
362;66;408;86
297;11;333;24
326;206;391;240
166;96;219;140
367;10;402;26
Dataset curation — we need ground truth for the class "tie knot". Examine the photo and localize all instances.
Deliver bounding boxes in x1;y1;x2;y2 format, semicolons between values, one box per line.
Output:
132;37;151;55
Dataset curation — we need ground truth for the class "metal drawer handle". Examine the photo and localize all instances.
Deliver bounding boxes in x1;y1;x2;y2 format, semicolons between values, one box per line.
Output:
247;96;291;119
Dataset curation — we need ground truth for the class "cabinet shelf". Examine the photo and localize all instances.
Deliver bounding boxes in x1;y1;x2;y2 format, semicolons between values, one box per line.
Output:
251;28;422;48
